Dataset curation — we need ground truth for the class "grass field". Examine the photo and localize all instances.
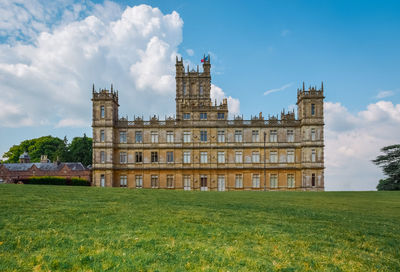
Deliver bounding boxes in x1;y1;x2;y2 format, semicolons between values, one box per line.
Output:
0;185;399;271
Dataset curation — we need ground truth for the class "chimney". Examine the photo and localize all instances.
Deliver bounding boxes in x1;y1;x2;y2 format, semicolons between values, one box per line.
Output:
40;155;49;163
53;156;61;166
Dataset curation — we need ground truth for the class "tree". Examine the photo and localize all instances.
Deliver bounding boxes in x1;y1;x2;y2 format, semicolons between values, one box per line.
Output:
373;144;400;191
67;134;92;167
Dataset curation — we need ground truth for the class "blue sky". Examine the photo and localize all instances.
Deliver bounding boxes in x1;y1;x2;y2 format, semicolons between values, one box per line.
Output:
0;0;399;190
135;0;400;113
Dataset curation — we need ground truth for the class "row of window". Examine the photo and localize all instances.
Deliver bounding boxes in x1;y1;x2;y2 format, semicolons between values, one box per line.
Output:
98;149;320;164
100;129;319;144
182;112;225;120
110;173;297;189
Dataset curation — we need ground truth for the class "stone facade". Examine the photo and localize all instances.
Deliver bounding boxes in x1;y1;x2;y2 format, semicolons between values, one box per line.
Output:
91;56;325;191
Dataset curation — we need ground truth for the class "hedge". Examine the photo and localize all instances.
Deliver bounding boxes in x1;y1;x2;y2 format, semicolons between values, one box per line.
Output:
21;176;90;186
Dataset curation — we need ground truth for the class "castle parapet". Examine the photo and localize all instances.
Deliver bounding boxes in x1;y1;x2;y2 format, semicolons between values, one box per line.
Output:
297;82;324;102
92;84;119;104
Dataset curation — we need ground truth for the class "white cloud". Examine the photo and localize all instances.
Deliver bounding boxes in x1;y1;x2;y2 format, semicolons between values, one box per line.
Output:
0;3;183;127
325;100;400;191
375;90;395;99
0;100;34;127
186;48;194;56
0;0;85;43
56;118;88;128
264;83;292;96
210;84;240;117
0;0;122;44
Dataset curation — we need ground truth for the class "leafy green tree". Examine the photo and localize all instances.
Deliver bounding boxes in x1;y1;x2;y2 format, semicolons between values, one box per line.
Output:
67;134;92;167
54;136;70;162
373;144;400;191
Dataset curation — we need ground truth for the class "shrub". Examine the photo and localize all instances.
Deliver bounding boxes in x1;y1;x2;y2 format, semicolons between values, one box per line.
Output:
21;176;90;186
377;178;400;191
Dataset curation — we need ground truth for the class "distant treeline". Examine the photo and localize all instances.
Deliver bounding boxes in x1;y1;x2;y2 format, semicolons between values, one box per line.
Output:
2;134;92;166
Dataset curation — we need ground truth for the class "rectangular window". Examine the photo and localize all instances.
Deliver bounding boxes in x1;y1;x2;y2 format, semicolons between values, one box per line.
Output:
270;174;278;188
100;174;105;187
183;175;191;190
135;131;142;143
200;175;207;190
311;128;316;141
200;130;207;142
200;152;208;163
311;149;316;162
166;131;174;143
120;175;127;187
217;130;225;142
218;175;225;191
270;151;277;163
312;173;316;186
120;152;127;164
167;175;174;188
135;152;143;163
183;83;187;95
167;151;174;163
151;131;158;143
252;174;260;188
199;85;204;96
100;105;105;118
183;131;191;143
151;175;159;188
218;151;225;163
270;130;277;142
151;151;158;163
235;174;243;188
287;130;294;142
100;130;105;142
200;112;207;120
183;151;191;163
287;174;295;188
311;104;315;115
217;112;225;119
235;130;242;142
235;151;243;163
100;151;105;163
252;151;260;163
183;113;190;120
252;130;259;142
287;150;295;163
120;131;127;143
135;175;143;188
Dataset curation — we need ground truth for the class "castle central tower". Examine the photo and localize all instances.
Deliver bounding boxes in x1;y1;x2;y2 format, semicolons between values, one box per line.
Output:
175;55;227;121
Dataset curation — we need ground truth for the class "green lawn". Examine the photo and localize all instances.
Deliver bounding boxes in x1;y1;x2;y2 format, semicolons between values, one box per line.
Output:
0;185;399;271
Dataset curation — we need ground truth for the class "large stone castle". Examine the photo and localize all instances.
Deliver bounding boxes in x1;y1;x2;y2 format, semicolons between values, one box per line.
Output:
91;56;324;191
